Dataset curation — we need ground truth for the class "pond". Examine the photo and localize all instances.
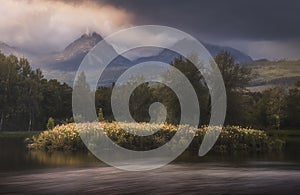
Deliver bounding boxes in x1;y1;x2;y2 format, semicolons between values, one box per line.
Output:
0;135;300;194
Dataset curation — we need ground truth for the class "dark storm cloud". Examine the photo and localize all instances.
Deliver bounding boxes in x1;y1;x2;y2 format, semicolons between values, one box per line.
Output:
97;0;300;42
2;0;299;59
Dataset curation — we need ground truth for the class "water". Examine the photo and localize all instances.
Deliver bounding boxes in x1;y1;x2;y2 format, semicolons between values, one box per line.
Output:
0;136;300;194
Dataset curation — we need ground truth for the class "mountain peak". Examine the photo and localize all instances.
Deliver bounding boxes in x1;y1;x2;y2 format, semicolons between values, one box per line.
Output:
80;32;103;40
62;32;103;58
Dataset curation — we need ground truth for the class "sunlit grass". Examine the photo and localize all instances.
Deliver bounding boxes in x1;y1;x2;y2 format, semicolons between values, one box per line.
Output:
250;60;300;84
28;122;285;153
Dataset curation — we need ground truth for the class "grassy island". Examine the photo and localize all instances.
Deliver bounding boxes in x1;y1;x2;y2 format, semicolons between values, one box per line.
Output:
28;122;284;153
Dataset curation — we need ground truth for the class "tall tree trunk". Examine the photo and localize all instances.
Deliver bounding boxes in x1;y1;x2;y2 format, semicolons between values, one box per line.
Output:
28;111;32;132
0;112;4;131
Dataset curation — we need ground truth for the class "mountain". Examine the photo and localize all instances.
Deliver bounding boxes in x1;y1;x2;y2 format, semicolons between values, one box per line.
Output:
34;32;252;71
0;41;32;58
35;32;131;71
63;32;103;59
2;34;297;91
35;32;104;71
0;32;254;85
131;41;253;66
0;41;18;55
203;43;253;64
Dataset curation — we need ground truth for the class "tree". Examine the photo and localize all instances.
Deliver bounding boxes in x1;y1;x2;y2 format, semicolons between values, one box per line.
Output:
131;83;154;122
258;87;287;130
95;86;113;121
98;107;104;122
158;55;210;125
0;54;19;131
285;82;300;127
73;72;94;122
0;52;73;131
47;117;55;130
214;51;252;92
214;51;253;125
110;76;154;123
40;79;72;126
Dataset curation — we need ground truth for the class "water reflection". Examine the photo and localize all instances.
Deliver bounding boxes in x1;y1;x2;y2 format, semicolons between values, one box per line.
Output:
27;150;100;167
0;136;300;171
0;136;300;194
0;137;100;171
1;163;300;194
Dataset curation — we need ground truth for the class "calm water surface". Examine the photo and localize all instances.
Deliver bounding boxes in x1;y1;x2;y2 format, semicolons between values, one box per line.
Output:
0;136;300;194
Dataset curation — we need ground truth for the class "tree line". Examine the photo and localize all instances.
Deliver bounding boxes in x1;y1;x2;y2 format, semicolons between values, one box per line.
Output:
93;52;299;130
0;51;299;131
0;53;72;131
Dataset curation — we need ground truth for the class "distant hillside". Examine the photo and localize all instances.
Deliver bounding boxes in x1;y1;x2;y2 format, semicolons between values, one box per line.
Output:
204;43;253;64
247;60;300;91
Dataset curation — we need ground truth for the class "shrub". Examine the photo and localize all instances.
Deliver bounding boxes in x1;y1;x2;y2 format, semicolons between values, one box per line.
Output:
98;108;104;122
46;117;55;130
28;122;284;153
29;123;85;151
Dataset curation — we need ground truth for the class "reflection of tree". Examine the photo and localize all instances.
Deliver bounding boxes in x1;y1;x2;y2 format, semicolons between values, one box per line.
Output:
27;150;98;166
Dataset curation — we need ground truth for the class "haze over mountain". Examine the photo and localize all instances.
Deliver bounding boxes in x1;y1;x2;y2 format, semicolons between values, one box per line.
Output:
0;32;253;85
45;32;253;71
0;41;34;59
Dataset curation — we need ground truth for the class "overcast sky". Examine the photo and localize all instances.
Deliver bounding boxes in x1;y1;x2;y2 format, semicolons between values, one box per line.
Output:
1;0;300;60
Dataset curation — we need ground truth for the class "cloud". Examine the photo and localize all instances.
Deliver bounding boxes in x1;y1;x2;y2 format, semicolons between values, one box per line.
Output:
99;0;300;42
98;0;300;60
1;0;300;59
0;0;133;53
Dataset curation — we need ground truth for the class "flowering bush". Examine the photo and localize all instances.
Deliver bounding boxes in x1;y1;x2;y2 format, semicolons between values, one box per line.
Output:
28;122;284;152
29;123;85;151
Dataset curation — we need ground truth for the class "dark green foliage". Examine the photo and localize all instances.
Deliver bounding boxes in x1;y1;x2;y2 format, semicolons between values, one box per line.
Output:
284;87;300;127
256;87;287;129
0;51;299;132
215;51;253;125
215;51;252;92
95;86;113;121
0;52;72;131
71;53;300;129
153;56;210;125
